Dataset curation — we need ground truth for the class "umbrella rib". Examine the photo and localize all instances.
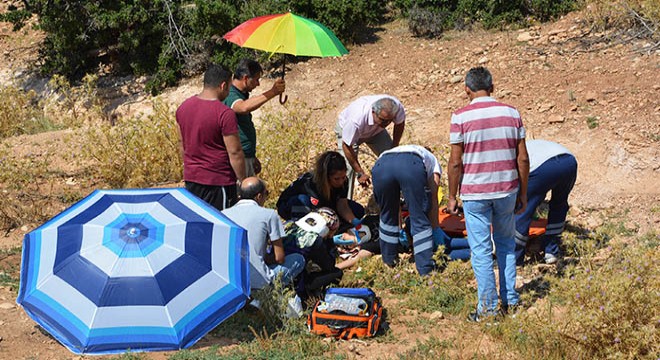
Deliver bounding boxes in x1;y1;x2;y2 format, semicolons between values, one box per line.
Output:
268;13;293;57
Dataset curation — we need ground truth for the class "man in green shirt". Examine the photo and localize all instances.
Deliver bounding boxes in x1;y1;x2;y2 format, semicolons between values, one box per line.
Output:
224;59;286;176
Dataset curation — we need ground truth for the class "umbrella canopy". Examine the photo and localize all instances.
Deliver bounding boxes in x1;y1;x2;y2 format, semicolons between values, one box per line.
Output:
16;188;249;355
223;12;349;104
223;12;348;57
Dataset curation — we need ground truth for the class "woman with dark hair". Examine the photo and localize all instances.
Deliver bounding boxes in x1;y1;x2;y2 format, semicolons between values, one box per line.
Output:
277;151;365;232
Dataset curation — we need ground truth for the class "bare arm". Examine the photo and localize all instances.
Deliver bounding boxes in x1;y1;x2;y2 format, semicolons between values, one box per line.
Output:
392;122;405;147
516;138;530;214
230;79;285;114
342;141;362;174
447;143;464;215
271;239;286;264
224;133;246;181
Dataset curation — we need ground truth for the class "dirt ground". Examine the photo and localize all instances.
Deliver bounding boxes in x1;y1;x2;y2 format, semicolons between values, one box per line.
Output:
0;6;658;360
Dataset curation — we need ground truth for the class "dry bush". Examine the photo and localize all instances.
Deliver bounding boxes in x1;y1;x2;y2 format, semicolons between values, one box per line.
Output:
0;86;55;139
256;101;327;207
492;227;659;359
0;146;55;230
80;100;182;188
584;0;659;37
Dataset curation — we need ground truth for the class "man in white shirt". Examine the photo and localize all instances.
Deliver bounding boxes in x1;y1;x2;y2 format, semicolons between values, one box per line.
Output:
222;177;305;290
335;95;406;198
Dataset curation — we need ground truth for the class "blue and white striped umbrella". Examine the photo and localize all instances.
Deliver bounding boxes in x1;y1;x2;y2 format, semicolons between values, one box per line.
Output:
16;188;249;354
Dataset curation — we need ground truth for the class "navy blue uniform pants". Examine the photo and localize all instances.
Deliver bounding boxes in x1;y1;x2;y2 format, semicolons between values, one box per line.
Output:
372;152;435;275
515;154;578;264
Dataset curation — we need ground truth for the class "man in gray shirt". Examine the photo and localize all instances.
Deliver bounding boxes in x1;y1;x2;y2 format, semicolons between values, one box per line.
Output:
223;177;305;290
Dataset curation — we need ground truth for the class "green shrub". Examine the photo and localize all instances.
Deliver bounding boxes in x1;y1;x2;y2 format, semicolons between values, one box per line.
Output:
396;0;577;36
408;5;452;37
80;100;182;188
2;1;386;93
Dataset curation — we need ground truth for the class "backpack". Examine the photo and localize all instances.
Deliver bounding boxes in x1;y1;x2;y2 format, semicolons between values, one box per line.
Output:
307;288;383;340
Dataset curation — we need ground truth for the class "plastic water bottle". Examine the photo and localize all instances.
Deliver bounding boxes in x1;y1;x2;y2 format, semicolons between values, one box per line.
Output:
322;294;368;315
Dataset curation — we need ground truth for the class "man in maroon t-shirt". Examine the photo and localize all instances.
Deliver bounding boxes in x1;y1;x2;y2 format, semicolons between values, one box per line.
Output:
176;64;246;210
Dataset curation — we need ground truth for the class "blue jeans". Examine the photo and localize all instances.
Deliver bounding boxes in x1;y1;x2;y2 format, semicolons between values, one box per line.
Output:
463;193;519;313
269;253;305;286
515;154;577;263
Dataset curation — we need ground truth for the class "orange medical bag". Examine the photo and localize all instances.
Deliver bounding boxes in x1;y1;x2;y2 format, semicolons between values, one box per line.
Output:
307;288;383;340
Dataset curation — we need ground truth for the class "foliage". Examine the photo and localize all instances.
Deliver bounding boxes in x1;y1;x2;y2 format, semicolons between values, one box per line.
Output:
343;252;472;315
1;0;385;93
0;145;55;230
256;101;328;208
397;0;577;37
80;100;182;188
0;86;55;139
408;5;453;38
494;236;660;359
48;74;106;127
583;0;660;35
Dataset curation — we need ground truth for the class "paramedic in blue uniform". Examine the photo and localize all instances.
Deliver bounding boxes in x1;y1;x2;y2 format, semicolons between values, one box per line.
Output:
371;145;446;275
514;139;578;265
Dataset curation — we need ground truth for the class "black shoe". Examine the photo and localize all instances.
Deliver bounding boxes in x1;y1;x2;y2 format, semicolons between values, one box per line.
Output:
467;310;500;325
501;303;523;317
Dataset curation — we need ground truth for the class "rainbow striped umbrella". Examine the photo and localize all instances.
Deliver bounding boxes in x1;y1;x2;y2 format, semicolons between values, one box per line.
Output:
224;12;348;103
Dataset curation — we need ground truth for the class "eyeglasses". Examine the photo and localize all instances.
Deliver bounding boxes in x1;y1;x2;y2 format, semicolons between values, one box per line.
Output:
374;111;395;126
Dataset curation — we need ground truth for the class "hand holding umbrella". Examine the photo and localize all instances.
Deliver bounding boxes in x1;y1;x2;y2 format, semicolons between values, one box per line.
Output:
223;12;348;104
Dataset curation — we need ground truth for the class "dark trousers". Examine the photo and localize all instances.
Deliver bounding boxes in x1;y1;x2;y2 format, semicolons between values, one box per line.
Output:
515;154;578;263
372;152;435;275
185;181;238;211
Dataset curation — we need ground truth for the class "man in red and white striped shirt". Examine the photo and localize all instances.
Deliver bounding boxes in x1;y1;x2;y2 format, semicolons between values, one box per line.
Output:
447;67;529;321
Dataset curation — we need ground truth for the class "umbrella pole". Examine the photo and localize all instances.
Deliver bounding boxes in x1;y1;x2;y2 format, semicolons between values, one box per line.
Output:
279;56;288;104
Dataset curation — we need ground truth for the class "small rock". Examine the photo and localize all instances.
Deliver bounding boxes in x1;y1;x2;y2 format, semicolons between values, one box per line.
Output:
548;28;566;36
430;311;444;320
517;32;534;42
585;92;598;102
473;47;485;55
450;75;463;84
21;225;29;232
478;56;489;64
538;102;555;113
0;303;14;310
348;344;357;352
549;114;565;124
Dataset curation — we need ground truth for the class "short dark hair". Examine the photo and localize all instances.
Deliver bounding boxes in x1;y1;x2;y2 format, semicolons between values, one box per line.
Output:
203;64;232;88
234;59;263;80
239;179;266;200
465;67;493;92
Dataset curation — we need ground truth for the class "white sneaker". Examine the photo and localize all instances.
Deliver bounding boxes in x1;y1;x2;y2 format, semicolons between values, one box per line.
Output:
249;299;261;310
545;253;558;264
286;295;303;318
